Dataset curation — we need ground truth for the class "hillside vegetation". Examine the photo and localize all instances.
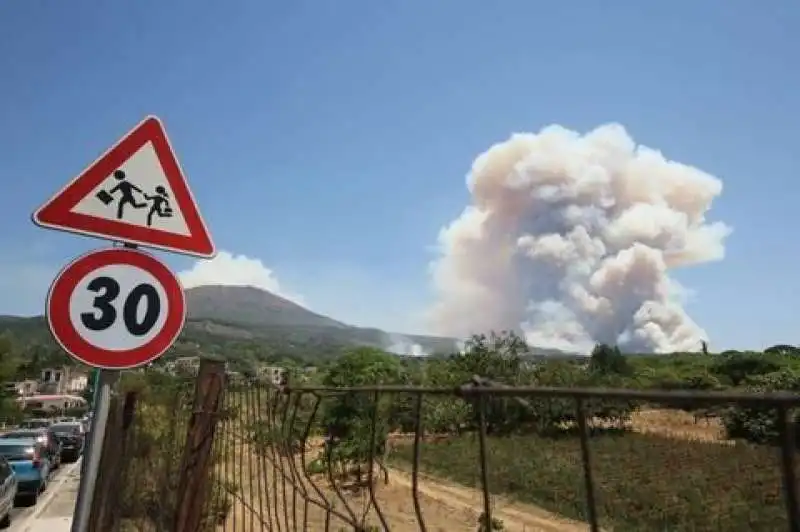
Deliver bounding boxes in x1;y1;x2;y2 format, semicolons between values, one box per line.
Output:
0;285;460;367
227;333;800;531
3;288;800;530
185;285;348;328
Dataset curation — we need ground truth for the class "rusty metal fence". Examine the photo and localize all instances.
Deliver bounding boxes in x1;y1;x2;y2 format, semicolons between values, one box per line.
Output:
208;377;800;532
86;361;226;532
97;360;800;532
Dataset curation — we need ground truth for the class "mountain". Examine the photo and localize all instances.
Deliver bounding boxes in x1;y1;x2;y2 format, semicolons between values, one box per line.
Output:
181;285;458;355
0;285;579;362
185;285;347;329
0;285;459;362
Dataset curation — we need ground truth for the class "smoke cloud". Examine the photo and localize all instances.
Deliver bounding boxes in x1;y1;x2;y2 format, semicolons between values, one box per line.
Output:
383;333;430;357
428;124;731;354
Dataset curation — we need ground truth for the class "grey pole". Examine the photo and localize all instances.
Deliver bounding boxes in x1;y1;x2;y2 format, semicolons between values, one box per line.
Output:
71;369;119;532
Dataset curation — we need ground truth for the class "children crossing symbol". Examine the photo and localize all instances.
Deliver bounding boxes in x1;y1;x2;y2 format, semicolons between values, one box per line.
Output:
95;170;174;227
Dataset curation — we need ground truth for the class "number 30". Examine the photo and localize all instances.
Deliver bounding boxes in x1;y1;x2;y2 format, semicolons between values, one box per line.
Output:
80;276;161;336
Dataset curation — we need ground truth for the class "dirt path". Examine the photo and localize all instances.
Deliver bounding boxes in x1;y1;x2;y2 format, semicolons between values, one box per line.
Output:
215;440;588;531
388;467;589;532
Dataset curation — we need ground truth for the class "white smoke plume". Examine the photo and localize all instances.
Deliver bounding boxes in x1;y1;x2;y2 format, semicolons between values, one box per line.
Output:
428;124;731;354
383;333;430;357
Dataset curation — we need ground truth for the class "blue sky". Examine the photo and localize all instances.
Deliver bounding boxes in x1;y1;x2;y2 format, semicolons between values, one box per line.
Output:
1;0;798;350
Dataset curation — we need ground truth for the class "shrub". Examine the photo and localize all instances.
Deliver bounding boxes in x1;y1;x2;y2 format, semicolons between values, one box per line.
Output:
115;371;231;531
721;369;800;444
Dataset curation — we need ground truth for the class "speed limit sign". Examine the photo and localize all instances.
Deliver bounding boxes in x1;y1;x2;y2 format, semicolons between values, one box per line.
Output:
46;247;186;369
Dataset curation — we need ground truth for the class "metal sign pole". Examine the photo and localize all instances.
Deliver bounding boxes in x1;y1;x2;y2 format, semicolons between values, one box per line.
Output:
71;368;118;532
89;368;100;409
31;115;213;531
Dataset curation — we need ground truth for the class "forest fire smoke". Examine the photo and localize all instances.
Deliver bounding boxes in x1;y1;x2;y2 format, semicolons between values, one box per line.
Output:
428;124;731;354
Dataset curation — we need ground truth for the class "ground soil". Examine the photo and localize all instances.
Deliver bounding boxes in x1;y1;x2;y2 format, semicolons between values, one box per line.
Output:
215;439;589;532
214;408;726;531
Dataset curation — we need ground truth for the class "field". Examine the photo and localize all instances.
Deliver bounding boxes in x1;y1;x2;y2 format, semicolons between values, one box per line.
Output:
628;409;727;443
210;406;781;531
388;415;788;531
108;343;800;531
212;437;590;531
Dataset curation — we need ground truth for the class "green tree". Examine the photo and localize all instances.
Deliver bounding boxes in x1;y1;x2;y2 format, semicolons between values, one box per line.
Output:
319;348;403;481
712;353;780;386
418;357;471;433
0;335;22;424
764;344;799;356
450;331;528;384
721;369;800;443
589;344;631;376
448;331;534;435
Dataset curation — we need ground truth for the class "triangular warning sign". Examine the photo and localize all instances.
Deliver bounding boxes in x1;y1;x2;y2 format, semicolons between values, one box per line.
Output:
33;116;216;259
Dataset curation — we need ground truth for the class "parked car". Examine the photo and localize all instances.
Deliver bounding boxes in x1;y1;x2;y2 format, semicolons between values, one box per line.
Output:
0;457;16;527
48;422;85;463
0;439;48;504
0;430;61;470
18;419;51;430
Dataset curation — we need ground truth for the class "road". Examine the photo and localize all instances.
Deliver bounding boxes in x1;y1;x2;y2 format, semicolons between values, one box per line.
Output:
8;459;81;532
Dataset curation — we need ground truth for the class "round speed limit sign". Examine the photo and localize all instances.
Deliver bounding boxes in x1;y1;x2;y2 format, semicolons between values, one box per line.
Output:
46;247;186;369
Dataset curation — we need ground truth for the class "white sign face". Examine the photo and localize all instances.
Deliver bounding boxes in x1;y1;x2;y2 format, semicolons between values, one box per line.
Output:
70;141;191;236
68;263;170;351
47;247;186;370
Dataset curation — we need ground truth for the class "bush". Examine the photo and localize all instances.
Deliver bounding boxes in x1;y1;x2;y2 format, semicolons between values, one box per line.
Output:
318;348;402;478
712;354;781;387
115;371;231;531
721;369;800;444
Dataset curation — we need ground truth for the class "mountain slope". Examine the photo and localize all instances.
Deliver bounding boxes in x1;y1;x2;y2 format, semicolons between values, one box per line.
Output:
184;285;346;329
182;286;457;354
0;285;460;360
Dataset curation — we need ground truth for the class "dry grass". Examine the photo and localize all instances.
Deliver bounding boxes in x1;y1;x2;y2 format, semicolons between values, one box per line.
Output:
212;438;589;531
211;393;726;530
629;409;730;443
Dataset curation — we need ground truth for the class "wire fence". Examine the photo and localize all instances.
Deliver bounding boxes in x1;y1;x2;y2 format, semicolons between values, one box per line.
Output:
207;377;800;531
97;361;800;532
86;364;227;532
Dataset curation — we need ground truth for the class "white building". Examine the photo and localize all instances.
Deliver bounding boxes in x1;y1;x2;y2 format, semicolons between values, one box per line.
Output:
165;356;202;376
39;367;88;395
257;366;287;386
18;394;88;412
3;380;38;397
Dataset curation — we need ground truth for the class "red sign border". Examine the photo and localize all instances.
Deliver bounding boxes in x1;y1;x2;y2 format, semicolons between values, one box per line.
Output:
46;247;186;370
32;116;216;259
